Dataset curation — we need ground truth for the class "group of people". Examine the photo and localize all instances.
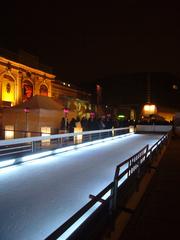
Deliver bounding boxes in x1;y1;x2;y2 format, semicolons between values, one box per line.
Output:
60;115;130;133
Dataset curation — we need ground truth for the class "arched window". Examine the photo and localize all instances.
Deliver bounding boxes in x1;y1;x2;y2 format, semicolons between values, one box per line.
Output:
1;74;15;106
39;84;48;96
23;80;33;102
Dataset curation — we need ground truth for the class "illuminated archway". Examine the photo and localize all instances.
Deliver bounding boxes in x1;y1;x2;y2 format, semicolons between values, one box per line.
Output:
1;74;15;106
39;84;48;96
22;80;33;102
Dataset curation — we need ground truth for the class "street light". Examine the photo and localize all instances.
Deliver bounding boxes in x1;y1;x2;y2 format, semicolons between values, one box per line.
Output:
143;104;157;116
24;107;30;137
63;108;69;132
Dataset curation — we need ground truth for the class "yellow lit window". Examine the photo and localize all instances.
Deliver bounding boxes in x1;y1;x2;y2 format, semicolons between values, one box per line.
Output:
5;125;14;140
2;79;15;104
41;127;51;146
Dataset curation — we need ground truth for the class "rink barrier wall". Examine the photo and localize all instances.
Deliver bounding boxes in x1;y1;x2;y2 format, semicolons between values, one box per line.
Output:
0;127;131;167
136;124;172;132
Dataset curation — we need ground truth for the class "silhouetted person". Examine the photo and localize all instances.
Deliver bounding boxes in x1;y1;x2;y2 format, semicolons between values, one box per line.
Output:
69;118;76;133
88;117;99;131
81;116;88;131
60;117;68;132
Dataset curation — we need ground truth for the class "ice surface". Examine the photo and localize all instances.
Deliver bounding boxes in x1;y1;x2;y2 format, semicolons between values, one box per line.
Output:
0;134;162;240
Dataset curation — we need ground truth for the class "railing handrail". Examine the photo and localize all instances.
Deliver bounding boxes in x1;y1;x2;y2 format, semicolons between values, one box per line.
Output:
46;132;169;240
116;145;149;170
148;134;167;153
46;182;114;240
0;127;130;146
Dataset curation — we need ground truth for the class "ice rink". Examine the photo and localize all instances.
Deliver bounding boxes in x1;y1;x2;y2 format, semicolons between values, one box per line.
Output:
0;133;163;240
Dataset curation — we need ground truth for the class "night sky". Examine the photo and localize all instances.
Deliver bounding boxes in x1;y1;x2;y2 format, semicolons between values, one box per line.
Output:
0;2;179;108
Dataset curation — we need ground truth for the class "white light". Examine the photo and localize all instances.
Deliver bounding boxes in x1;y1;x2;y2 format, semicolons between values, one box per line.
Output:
57;203;101;240
129;126;135;133
29;156;55;165
54;133;134;154
76;142;92;148
173;84;178;90
102;190;111;200
54;146;75;154
18;133;135;165
22;151;53;162
118;174;128;187
0;159;15;168
151;144;158;151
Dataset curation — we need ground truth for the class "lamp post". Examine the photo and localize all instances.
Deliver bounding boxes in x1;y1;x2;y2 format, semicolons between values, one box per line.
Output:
96;84;102;116
142;73;157;120
24;107;30;137
63;108;69;132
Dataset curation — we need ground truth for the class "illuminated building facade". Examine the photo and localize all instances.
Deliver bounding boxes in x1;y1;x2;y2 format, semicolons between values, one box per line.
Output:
0;50;91;111
51;80;92;118
0;50;92;138
0;53;54;108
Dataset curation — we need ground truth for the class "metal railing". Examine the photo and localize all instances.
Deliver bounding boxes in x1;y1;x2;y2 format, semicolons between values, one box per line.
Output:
45;132;170;240
0;127;130;163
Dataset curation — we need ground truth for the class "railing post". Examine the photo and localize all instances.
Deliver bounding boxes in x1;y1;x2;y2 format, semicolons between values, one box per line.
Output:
148;149;153;173
32;141;36;153
110;166;119;214
128;160;130;178
136;159;141;192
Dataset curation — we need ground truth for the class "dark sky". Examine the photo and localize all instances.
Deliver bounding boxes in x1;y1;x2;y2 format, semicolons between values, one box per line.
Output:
0;2;179;107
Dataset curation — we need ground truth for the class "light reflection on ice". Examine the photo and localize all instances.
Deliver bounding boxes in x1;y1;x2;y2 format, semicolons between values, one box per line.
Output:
57;203;101;240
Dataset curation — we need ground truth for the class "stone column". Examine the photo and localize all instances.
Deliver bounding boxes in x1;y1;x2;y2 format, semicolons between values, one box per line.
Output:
16;71;23;105
0;79;2;107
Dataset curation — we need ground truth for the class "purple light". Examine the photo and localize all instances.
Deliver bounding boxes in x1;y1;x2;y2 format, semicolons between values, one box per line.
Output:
90;112;95;117
24;107;30;113
64;108;69;114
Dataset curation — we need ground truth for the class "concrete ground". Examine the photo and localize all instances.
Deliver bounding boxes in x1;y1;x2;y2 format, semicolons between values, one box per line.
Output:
119;137;180;240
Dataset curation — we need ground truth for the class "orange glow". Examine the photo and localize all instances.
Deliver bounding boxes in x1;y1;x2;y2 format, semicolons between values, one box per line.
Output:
143;104;157;116
5;125;14;140
41;127;51;146
74;127;83;144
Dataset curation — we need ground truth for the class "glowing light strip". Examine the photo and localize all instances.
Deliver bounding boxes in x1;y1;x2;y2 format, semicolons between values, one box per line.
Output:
147;151;151;157
151;145;158;151
22;151;53;162
0;133;134;169
57;162;131;240
53;133;134;154
54;146;75;154
57;203;101;240
102;190;111;200
0;159;15;168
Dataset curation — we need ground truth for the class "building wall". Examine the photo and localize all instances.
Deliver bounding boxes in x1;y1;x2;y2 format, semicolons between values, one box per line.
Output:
0;56;54;107
0;55;93;139
0;56;91;114
51;81;93;118
2;108;62;139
